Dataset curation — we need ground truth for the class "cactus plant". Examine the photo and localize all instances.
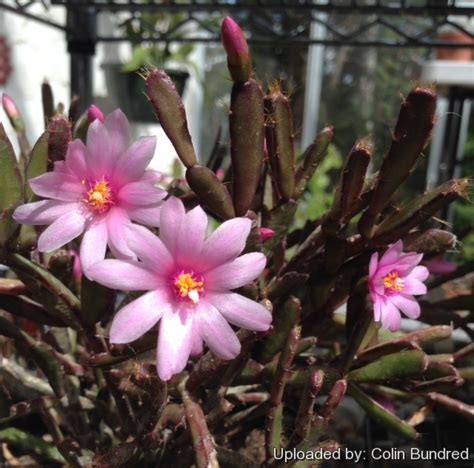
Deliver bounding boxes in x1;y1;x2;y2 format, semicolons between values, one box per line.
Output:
0;16;472;468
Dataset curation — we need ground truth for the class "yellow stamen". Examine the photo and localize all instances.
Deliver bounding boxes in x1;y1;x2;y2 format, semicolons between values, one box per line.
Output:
85;178;114;213
174;272;204;304
383;271;404;293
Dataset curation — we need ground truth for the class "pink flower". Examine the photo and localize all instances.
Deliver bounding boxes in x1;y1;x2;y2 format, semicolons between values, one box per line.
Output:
13;110;165;275
424;257;457;275
368;240;429;331
88;197;272;381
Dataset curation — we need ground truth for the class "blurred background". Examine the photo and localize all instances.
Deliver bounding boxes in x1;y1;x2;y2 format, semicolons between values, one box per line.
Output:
0;0;473;263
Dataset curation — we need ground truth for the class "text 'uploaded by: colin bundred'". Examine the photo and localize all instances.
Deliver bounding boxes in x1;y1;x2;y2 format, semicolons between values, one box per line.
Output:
272;447;471;464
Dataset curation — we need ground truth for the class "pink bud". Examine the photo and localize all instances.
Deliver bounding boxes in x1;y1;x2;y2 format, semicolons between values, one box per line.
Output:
221;17;250;64
216;168;225;180
2;93;19;120
87;104;105;123
259;227;275;243
221;17;252;83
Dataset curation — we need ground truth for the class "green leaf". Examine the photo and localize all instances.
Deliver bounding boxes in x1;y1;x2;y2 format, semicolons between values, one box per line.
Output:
0;123;23;246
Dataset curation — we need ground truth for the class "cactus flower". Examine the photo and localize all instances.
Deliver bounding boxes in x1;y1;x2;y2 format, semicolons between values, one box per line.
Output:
368;240;429;331
88;197;272;381
13;109;165;274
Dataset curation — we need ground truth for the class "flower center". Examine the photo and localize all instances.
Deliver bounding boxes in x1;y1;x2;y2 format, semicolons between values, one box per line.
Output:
83;178;114;213
383;271;404;293
173;271;204;304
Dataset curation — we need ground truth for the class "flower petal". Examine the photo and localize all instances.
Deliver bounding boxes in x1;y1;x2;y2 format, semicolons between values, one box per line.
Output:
369;252;379;279
190;321;204;356
410;265;430;282
13;200;80;225
109;288;171;344
195;301;241;360
118;181;166;206
380;299;402;332
201;218;252;270
176;205;208;265
126;224;175;274
87;259;160;291
373;296;383;322
390;294;421;319
113;136;157;183
205;252;266;291
206;292;272;331
85;119;113;177
159;197;186;254
379;240;404;267
65;139;88;178
128;203;162;227
157;306;194;381
80;217;108;275
403;277;427;295
104;109;131;157
140;170;163;183
29;172;83;201
106;208;136;260
37;211;86;252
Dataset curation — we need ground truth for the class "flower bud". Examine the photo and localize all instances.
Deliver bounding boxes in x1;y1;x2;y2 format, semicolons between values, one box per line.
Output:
2;93;24;132
87;104;105;123
259;227;275;243
221;16;252;83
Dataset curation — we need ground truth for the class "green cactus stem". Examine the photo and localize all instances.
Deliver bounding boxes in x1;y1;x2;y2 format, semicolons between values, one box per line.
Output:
230;79;265;216
0;427;64;463
80;276;116;329
348;384;419;440
373;179;469;244
5;253;81;330
0;125;23;246
426;393;474;423
25;131;48;200
263;200;297;256
145;69;197;168
265;86;296;201
186;165;235;220
404;228;457;255
358;86;437;239
0;295;65;327
47;114;71;170
290;369;325;446
257;296;301;364
263;272;309;301
179;379;219;468
294;126;334;199
266;324;301;461
356;325;452;363
41;80;55;123
347;350;428;382
0;316;66;397
324;138;372;232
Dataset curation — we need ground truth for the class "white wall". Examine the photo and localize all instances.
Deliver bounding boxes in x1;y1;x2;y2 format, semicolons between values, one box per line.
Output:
0;7;204;175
